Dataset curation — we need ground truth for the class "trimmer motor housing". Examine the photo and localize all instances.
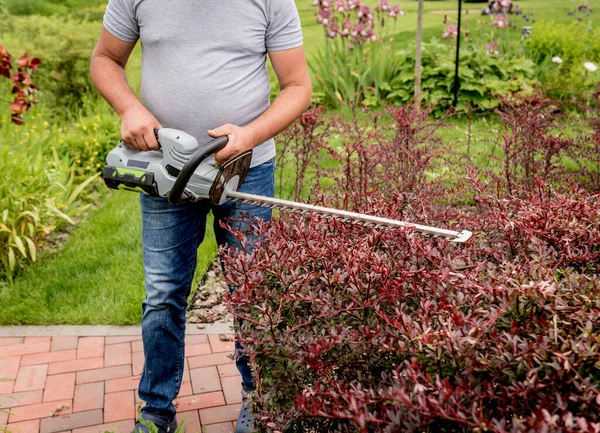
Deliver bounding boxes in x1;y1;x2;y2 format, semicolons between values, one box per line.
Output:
103;128;252;205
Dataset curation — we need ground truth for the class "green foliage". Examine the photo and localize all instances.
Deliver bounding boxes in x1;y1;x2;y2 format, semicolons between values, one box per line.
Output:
55;96;121;176
0;189;218;325
1;15;102;114
311;37;536;113
398;40;535;112
525;21;600;100
0;110;99;282
310;37;405;108
0;82;115;281
2;0;104;16
136;405;188;433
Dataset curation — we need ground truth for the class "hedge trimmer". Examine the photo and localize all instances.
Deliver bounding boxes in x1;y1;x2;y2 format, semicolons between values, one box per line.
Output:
103;128;472;243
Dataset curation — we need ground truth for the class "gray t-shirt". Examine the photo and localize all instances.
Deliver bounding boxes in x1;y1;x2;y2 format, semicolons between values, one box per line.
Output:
103;0;303;167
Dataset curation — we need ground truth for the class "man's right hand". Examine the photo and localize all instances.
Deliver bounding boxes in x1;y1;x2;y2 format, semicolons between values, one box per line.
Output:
120;106;162;151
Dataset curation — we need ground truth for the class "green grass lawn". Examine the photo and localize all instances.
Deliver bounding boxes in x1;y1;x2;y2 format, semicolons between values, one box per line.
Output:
0;0;590;325
0;190;217;324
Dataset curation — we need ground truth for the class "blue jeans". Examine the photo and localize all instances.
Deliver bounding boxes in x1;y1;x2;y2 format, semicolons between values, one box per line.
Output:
138;158;274;421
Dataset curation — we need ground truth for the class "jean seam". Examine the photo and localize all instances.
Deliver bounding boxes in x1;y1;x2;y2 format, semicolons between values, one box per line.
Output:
174;218;203;396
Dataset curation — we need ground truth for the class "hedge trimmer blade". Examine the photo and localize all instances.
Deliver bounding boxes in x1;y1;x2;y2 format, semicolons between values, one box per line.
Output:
227;190;473;243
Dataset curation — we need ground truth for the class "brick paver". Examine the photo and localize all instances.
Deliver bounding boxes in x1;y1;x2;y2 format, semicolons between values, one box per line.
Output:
103;390;134;423
50;337;79;353
8;399;73;423
221;376;243;405
43;373;76;402
188;353;233;369
203;421;235;433
48;357;104;376
76;365;132;385
0;334;242;433
14;365;48;393
22;350;77;367
0;390;43;409
199;404;240;425
73;382;104;413
5;419;40;433
190;366;221;395
176;410;201;432
208;335;235;354
1;340;51;358
0;408;8;426
40;409;104;433
104;343;131;368
76;338;104;360
0;337;24;347
0;356;21;394
131;351;144;376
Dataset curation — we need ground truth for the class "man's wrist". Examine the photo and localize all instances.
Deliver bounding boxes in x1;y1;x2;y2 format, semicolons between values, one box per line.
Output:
117;100;145;119
242;124;261;150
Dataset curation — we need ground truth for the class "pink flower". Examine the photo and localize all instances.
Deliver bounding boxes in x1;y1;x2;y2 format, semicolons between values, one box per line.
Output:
442;24;459;39
485;41;500;55
492;13;508;28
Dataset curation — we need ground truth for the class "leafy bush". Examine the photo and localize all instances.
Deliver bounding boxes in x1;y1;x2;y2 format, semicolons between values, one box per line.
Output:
312;38;536;113
1;15;101;113
0;121;97;281
224;99;600;432
274;104;455;212
223;179;600;432
483;94;578;194
0;44;41;124
2;0;103;16
310;0;404;109
276;106;332;201
525;21;600;101
55;96;121;176
581;91;600;192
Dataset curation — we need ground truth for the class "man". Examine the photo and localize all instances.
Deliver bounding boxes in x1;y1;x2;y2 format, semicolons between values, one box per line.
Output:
90;1;311;432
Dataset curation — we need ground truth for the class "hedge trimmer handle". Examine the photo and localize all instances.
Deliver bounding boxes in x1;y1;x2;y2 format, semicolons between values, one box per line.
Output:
168;135;229;205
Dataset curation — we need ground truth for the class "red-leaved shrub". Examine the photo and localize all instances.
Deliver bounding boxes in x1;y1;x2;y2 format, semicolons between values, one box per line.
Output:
486;94;576;195
223;182;600;433
0;44;41;125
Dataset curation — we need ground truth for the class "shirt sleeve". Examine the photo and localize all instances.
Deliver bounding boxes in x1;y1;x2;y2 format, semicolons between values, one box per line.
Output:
266;0;303;51
103;0;140;43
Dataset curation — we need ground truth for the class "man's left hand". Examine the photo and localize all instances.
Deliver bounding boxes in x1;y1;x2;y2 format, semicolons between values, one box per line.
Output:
207;123;255;165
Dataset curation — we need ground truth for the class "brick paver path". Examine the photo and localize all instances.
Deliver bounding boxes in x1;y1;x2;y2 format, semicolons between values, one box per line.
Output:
0;335;241;433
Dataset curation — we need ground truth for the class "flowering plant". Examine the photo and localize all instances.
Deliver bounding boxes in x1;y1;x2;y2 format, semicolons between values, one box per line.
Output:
313;0;403;47
0;44;40;125
310;0;405;107
441;24;459;40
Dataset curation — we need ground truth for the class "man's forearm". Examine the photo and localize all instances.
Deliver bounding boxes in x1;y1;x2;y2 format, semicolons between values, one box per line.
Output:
244;82;312;148
90;54;143;118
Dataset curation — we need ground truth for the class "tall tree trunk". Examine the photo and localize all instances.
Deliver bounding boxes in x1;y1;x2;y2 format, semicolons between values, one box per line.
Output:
414;0;424;108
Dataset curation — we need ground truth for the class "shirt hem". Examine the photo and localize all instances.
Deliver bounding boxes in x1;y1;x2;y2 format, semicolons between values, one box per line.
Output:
250;145;276;168
266;39;303;52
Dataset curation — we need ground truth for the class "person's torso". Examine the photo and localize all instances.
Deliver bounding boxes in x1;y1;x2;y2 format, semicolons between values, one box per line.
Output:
133;0;274;166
